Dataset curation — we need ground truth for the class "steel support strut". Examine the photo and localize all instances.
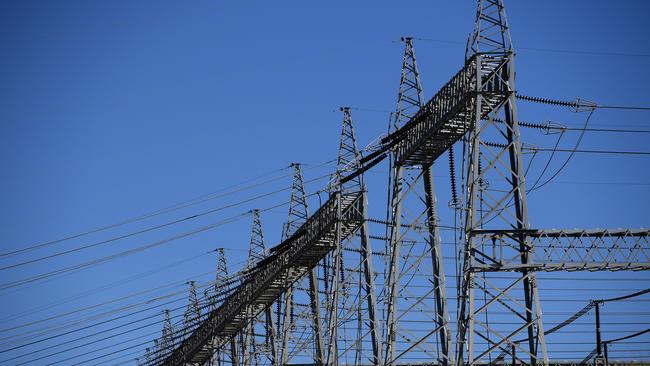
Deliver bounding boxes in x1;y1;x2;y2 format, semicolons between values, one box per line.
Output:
423;165;452;364
457;52;548;365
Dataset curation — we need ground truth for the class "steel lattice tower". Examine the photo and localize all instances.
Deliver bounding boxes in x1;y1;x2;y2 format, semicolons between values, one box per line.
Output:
278;164;325;366
155;2;650;365
455;1;547;364
384;37;452;366
159;310;175;363
241;209;276;366
323;107;381;366
184;281;202;338
208;248;240;366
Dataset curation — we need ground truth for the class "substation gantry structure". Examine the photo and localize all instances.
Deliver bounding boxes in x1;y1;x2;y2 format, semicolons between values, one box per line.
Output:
147;1;650;366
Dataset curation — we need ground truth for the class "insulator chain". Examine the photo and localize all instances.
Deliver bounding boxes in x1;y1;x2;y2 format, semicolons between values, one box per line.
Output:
276;299;282;341
516;93;578;108
290;292;295;329
323;258;329;295
516;93;597;112
492;117;547;130
448;145;459;209
339;253;346;292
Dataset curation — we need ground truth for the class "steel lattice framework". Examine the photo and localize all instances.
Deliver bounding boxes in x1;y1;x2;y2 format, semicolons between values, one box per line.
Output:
150;1;649;366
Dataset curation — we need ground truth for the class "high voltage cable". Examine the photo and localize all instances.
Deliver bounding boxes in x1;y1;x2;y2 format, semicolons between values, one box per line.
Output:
7;290;229;365
550;126;650;134
0;184;310;293
0;214;247;292
410;37;650;58
0;174;333;294
0;165;291;259
0;156;341;260
0;282;194;345
517;94;650;111
0;236;296;353
0;257;250;344
0;276;236;357
527;148;650;155
0;170;333;273
0;251;216;324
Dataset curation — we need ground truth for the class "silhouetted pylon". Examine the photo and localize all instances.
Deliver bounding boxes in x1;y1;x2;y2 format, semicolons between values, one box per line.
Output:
277;164;325;366
384;37;452;366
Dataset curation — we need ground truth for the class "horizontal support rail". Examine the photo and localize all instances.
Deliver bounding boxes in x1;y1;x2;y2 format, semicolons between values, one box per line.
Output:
469;228;650;272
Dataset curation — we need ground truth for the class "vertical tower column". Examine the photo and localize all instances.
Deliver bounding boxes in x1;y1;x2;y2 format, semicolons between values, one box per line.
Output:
457;1;547;364
278;164;325;366
384;37;452;366
327;107;381;366
242;210;275;366
206;249;240;366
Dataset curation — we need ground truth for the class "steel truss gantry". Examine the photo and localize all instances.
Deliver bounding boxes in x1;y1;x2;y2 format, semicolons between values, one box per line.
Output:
156;1;649;365
161;190;364;365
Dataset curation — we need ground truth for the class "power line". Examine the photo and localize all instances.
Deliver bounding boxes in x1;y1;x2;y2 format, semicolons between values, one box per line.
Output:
0;251;215;324
528;147;650;155
0;170;333;272
410;37;650;58
517;93;650;111
0;214;247;292
0;156;341;260
0;164;292;259
0;276;237;358
560;126;650;134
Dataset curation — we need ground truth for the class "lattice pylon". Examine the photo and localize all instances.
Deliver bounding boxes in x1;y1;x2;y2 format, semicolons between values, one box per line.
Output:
144;346;154;366
277;164;325;365
384;37;452;366
154;339;162;365
183;281;202;339
466;0;512;59
322;107;381;366
157;309;175;363
241;209;276;366
206;248;240;366
456;1;548;364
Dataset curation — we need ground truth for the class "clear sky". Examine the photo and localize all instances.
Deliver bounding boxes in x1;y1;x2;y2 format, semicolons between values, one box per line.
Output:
1;1;649;364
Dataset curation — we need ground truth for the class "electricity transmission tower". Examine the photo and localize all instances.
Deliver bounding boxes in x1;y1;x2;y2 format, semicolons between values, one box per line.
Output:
184;281;202;338
455;1;548;363
207;248;239;366
325;107;381;366
277;164;325;366
153;1;650;366
242;209;276;366
384;36;452;366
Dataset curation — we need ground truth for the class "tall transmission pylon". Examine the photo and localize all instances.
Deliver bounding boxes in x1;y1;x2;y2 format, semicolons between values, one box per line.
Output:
456;0;547;364
159;310;175;363
184;281;202;338
154;339;162;365
241;209;276;366
207;248;240;366
278;164;325;365
384;37;452;366
323;107;381;366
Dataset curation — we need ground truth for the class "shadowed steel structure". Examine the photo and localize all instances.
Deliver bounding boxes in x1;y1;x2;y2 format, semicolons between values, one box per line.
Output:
148;1;649;365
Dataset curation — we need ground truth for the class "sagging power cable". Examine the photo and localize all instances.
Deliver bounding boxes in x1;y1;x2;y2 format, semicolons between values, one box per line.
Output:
517;94;650;111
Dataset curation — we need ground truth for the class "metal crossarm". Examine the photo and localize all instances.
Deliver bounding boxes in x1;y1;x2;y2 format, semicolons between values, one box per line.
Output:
161;192;364;366
470;228;650;271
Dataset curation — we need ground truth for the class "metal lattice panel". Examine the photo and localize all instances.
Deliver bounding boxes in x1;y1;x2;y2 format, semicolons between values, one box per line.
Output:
161;192;364;366
470;229;650;272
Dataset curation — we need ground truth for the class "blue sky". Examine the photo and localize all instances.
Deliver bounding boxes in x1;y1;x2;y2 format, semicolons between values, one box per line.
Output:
1;1;649;364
